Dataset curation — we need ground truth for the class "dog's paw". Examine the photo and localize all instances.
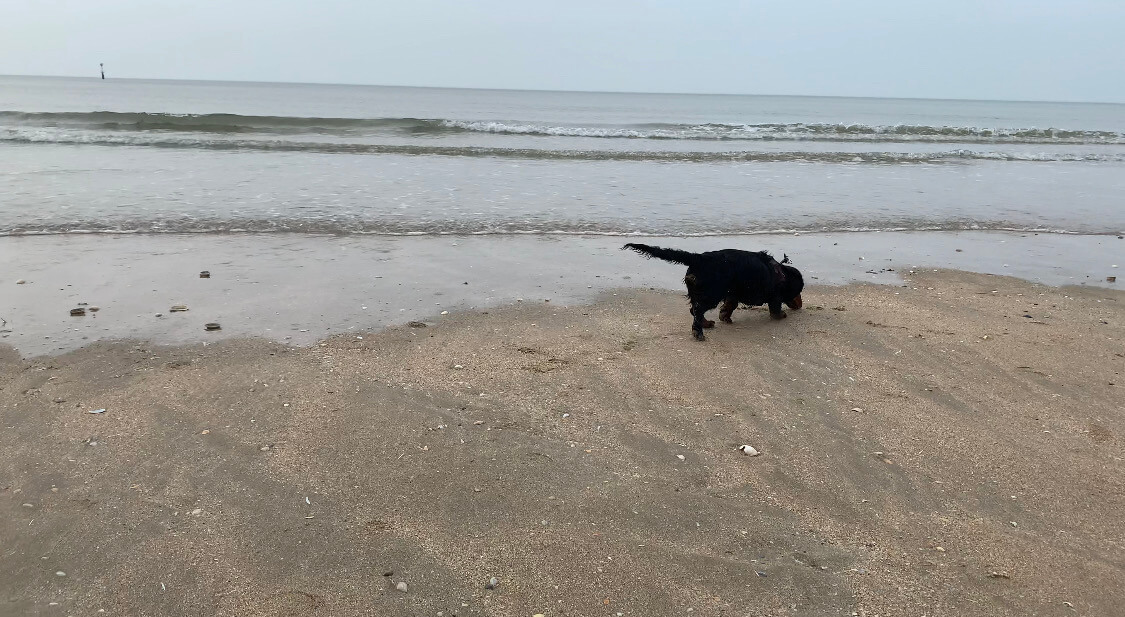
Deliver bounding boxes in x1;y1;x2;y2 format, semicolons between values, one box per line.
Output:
693;331;707;341
719;316;733;324
770;311;788;320
701;319;715;329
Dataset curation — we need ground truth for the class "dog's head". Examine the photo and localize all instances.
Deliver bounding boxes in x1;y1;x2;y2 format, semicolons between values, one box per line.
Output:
779;255;804;309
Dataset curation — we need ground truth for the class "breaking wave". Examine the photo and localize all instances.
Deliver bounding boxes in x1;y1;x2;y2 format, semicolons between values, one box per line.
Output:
3;129;1122;163
2;111;1122;144
0;218;1113;238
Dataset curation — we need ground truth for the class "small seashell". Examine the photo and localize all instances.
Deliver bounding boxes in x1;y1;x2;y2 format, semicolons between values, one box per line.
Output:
739;445;760;456
485;577;499;590
170;305;188;312
199;271;210;278
70;308;86;316
204;323;221;331
440;311;449;315
851;407;863;413
395;581;408;593
88;408;106;414
16;279;26;284
675;454;685;460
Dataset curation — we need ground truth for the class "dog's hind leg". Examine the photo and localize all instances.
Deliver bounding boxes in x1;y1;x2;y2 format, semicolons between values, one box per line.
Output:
689;294;724;340
690;302;718;340
719;297;738;323
685;272;723;340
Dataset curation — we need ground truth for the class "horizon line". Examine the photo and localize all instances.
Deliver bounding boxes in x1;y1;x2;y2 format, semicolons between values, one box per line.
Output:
2;72;1123;106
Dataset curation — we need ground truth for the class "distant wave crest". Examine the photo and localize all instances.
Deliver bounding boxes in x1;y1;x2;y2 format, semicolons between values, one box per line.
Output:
2;110;1122;144
0;217;1113;238
3;129;1123;163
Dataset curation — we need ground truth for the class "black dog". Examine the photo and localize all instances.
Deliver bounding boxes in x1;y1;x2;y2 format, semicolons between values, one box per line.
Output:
624;243;804;341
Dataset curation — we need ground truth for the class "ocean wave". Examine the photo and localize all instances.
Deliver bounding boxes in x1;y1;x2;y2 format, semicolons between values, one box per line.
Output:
443;119;1125;144
0;111;452;136
2;111;1122;144
3;129;1123;163
1;218;1115;238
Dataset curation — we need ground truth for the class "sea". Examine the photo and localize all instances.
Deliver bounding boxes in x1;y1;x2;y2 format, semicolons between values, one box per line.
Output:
3;74;1125;237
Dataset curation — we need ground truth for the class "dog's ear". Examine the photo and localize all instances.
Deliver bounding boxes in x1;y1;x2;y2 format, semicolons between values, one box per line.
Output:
781;253;791;264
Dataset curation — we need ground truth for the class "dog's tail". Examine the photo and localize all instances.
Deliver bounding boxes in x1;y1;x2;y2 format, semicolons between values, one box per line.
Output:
622;243;700;267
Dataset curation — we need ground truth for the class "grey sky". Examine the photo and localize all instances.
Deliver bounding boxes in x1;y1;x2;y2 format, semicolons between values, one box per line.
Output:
2;0;1123;102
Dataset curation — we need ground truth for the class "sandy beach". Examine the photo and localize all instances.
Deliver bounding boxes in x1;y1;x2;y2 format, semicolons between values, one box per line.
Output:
2;266;1122;616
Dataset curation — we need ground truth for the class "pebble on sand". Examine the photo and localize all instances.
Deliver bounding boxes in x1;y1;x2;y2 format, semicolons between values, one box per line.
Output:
485;577;499;590
738;445;761;456
395;581;408;593
205;323;221;331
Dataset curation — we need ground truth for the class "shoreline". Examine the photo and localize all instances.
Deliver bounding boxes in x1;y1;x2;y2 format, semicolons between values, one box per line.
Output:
2;269;1122;616
2;230;1120;358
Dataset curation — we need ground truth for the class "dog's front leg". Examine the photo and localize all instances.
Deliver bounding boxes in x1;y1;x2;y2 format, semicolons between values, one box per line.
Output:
768;298;787;320
719;297;738;323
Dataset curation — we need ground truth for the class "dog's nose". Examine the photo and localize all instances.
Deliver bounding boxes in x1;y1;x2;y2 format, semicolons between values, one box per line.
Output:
788;295;803;309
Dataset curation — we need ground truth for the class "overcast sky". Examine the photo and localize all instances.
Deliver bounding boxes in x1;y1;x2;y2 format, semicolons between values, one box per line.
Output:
2;0;1123;102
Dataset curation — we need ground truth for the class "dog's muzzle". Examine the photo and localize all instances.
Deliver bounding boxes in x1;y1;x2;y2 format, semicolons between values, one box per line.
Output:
785;295;803;310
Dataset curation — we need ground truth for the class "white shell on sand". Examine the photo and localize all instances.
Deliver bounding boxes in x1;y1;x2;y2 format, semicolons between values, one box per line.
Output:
739;445;761;456
395;582;408;592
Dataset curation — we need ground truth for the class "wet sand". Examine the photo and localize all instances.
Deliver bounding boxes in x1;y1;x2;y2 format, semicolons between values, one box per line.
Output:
2;231;1120;357
2;267;1122;616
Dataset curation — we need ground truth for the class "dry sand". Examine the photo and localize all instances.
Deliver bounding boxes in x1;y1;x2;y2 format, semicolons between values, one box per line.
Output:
2;270;1123;616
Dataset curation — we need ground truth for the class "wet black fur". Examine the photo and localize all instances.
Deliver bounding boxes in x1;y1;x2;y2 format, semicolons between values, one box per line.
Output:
623;243;805;341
